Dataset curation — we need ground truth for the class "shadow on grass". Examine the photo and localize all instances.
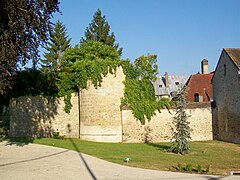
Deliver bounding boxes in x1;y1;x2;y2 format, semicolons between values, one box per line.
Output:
146;143;171;151
5;137;35;147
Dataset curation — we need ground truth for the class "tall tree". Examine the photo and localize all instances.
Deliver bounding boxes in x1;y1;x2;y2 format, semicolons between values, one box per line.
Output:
41;20;71;73
0;0;60;94
169;85;191;154
81;9;122;55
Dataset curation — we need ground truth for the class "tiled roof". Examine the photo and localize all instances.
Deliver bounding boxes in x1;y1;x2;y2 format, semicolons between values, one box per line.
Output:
224;48;240;69
185;73;213;102
153;75;189;96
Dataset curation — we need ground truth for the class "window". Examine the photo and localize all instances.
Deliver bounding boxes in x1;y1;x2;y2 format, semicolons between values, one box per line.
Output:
194;93;200;102
224;64;226;76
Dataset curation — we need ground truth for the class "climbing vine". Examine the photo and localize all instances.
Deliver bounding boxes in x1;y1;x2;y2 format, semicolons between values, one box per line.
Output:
121;55;170;125
58;41;121;113
59;42;170;124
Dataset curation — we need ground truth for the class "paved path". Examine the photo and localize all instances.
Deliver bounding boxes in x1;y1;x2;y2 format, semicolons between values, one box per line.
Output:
0;141;238;180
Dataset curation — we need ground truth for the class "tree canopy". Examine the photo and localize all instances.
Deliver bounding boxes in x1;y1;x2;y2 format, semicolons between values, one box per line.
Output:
41;20;71;73
81;9;122;55
134;54;158;81
0;0;60;94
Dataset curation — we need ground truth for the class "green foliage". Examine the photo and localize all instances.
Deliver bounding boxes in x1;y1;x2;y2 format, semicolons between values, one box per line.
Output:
121;55;170;124
52;131;60;139
0;69;59;131
81;9;122;55
8;69;59;98
41;20;71;73
197;164;202;173
169;85;191;154
185;164;193;172
134;54;158;81
0;0;60;94
58;41;121;113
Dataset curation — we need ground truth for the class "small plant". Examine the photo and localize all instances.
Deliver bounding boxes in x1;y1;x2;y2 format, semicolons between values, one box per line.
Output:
185;164;193;172
196;164;202;173
177;162;183;171
52;131;60;139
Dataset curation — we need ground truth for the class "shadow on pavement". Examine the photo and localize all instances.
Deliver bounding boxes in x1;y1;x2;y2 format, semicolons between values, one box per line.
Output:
0;149;69;167
69;138;97;180
67;124;97;180
5;137;34;147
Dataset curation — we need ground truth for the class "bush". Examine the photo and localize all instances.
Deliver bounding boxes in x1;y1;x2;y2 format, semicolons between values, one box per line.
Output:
184;164;193;172
196;164;202;173
52;131;60;139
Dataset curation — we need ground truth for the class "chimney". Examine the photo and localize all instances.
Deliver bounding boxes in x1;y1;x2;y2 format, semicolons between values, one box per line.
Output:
164;72;169;88
201;59;209;74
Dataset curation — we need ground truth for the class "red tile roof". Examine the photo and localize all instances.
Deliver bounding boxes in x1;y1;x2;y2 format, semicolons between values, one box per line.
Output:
185;73;214;102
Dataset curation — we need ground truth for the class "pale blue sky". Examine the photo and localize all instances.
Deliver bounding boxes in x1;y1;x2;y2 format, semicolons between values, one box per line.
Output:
51;0;240;75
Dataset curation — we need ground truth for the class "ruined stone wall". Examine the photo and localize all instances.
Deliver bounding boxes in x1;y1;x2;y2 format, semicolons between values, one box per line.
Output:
122;103;213;143
79;67;125;142
9;66;214;143
212;51;240;144
10;95;79;138
9;67;125;142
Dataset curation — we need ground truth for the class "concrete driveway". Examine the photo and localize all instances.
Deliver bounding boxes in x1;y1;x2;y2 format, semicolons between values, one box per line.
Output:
0;141;238;180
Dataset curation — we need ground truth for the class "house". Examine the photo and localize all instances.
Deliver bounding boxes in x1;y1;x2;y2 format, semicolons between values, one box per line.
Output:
212;48;240;144
153;73;189;100
185;59;213;102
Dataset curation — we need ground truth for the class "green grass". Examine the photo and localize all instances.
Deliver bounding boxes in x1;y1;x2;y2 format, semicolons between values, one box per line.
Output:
8;138;240;175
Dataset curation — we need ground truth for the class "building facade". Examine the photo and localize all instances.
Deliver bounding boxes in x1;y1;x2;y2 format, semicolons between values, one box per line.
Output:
212;48;240;143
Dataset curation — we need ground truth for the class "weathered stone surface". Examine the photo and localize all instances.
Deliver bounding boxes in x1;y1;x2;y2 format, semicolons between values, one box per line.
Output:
9;67;213;143
10;95;79;138
212;49;240;144
122;105;213;143
80;67;125;142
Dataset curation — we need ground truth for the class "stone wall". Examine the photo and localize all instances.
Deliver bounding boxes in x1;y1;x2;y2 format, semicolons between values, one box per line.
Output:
122;103;213;143
9;66;213;143
79;67;125;142
212;50;240;144
9;67;125;142
10;95;79;138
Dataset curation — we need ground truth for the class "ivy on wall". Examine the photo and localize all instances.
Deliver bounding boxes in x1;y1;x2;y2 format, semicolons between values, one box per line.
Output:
59;45;170;124
121;55;171;125
2;42;170;127
58;41;121;113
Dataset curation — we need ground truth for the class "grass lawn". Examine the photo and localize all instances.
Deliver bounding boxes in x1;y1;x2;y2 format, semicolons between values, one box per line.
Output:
8;138;240;175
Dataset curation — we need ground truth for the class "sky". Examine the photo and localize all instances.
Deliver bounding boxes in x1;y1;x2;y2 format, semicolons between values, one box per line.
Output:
49;0;240;76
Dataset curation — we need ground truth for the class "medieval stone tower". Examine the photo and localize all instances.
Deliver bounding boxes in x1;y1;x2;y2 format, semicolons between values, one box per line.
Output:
79;67;125;142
